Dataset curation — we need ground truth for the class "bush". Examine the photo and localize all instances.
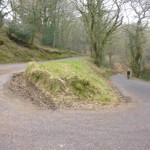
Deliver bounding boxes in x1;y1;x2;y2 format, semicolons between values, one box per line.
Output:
140;69;150;81
41;27;53;46
8;25;33;43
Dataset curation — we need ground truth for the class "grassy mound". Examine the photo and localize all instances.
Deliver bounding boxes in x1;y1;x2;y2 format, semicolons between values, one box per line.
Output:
24;60;119;109
0;30;77;63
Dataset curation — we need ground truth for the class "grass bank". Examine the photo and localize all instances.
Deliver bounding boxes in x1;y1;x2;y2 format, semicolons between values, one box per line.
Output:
24;60;119;109
0;30;77;63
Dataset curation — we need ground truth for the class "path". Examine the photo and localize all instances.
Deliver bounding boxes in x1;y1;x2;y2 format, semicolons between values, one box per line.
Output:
0;60;150;150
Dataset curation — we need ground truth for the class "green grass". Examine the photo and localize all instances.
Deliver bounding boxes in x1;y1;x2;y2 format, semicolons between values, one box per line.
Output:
24;60;119;107
0;30;77;63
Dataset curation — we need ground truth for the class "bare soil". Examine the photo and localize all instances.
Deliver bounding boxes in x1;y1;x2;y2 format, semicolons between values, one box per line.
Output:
6;73;58;110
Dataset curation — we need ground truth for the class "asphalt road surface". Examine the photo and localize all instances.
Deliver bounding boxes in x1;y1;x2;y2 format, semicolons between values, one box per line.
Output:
0;59;150;150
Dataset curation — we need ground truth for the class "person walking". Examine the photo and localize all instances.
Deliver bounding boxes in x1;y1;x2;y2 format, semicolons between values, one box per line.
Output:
127;68;131;79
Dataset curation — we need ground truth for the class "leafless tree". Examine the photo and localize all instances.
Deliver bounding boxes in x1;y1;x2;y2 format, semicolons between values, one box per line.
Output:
0;0;12;27
124;0;150;77
72;0;124;66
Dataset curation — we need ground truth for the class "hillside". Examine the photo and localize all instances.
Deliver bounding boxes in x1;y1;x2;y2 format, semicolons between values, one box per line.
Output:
0;30;77;63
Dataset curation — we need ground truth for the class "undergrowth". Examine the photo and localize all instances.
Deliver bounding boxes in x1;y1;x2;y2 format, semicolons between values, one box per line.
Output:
0;30;77;63
140;69;150;81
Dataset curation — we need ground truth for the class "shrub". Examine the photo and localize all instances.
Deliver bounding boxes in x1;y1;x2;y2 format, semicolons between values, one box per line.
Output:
8;25;33;43
41;27;53;46
140;69;150;81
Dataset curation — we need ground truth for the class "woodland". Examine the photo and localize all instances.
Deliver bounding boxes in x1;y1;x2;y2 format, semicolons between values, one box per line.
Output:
0;0;150;79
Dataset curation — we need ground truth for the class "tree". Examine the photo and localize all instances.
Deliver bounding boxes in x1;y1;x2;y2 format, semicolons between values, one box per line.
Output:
40;0;74;48
0;0;88;52
125;0;150;77
67;18;89;53
0;0;12;27
0;0;3;27
72;0;123;66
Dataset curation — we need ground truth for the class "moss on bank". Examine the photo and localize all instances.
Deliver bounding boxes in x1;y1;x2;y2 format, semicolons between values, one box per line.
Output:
0;30;77;63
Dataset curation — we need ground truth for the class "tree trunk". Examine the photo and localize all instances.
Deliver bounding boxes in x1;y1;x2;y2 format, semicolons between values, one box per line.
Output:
0;14;3;27
93;45;104;66
53;31;56;47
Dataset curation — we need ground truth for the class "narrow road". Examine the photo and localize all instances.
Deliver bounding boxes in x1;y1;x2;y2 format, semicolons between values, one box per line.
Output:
0;60;150;150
